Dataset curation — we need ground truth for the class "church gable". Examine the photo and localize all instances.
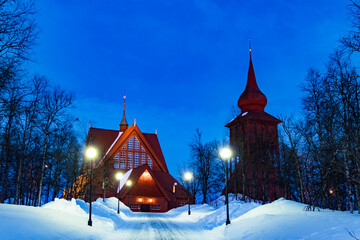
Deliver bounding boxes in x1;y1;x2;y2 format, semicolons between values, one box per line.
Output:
106;125;168;173
128;170;164;197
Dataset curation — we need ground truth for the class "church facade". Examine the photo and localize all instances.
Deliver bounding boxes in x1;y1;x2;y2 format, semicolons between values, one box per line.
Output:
76;98;189;212
225;52;283;202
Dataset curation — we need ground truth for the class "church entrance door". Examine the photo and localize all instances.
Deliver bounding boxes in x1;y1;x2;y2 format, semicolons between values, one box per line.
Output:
141;204;150;212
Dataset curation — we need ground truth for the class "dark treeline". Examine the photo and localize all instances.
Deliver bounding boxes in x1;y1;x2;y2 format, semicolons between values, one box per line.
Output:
183;1;360;212
278;1;360;213
0;0;82;206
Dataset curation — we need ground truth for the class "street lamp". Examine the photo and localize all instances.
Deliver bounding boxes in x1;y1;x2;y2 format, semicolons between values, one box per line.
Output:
115;172;124;214
184;172;193;215
220;147;231;225
173;182;177;208
86;146;97;227
125;180;132;206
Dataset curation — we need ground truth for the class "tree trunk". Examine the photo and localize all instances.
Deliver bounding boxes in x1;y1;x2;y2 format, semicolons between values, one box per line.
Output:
37;132;49;206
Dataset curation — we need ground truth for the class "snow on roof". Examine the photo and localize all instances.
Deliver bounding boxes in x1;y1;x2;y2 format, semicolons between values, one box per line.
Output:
104;131;123;157
117;169;132;193
241;111;248;117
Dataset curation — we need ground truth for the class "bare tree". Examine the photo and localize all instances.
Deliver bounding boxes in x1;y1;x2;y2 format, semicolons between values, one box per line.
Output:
37;85;74;206
189;129;223;204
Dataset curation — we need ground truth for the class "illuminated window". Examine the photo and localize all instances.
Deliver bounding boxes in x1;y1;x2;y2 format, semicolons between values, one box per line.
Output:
127;152;133;169
147;155;153;169
134;153;139;168
141;153;146;165
134;136;140;151
151;205;160;210
113;153;119;168
141;145;146;152
128;136;133;150
120;152;126;169
122;144;127;150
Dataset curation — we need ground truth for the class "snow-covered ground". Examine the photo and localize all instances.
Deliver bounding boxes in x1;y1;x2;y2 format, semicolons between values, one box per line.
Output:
1;197;360;240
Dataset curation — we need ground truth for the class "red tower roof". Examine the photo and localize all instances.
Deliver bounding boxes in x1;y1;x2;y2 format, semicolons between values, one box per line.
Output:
237;55;267;112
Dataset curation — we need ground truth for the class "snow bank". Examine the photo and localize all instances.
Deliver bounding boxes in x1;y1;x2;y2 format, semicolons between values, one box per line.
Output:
1;197;360;240
42;198;86;216
222;198;360;240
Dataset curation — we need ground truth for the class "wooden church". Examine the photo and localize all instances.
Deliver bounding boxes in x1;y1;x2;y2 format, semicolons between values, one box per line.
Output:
77;97;189;212
225;49;284;202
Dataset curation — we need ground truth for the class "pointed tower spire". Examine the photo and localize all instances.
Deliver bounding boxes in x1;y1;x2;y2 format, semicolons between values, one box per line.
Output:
120;94;128;131
237;45;267;113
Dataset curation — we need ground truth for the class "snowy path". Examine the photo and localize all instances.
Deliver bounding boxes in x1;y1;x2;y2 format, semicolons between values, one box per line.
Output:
128;214;202;240
85;199;209;240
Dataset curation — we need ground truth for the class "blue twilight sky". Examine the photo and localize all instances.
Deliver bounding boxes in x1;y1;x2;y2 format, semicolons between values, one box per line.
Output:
29;0;351;176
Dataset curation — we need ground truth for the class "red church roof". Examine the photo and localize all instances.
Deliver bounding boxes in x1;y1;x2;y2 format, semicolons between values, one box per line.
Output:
143;133;168;173
85;124;169;173
226;110;281;128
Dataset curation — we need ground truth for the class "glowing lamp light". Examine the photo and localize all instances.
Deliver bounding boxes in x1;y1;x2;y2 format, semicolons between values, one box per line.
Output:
149;198;153;203
329;189;334;194
116;172;123;180
184;172;193;181
220;147;232;160
86;147;97;159
138;198;143;202
126;180;132;186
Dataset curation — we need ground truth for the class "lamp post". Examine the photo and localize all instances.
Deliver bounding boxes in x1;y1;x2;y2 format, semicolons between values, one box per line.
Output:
184;172;193;215
125;180;132;207
220;147;231;225
86;147;97;227
115;172;124;214
173;182;177;208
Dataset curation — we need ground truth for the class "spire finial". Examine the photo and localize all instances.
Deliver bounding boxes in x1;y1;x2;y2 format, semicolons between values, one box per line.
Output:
120;94;128;131
123;94;126;109
249;34;252;56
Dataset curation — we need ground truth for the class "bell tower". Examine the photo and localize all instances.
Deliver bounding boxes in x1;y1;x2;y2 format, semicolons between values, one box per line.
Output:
225;47;283;202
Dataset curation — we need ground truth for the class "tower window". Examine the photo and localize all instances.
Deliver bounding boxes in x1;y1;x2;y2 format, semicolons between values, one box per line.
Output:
141;146;146;152
122;144;127;150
